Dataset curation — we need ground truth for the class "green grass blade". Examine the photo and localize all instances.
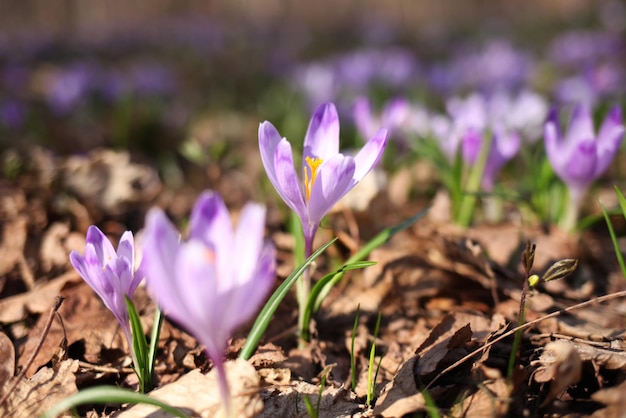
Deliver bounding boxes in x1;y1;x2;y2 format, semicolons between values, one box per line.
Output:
301;261;376;342
601;200;626;279
148;306;163;380
615;186;626;216
239;238;337;360
366;312;382;407
350;304;360;392
125;296;149;392
42;386;189;418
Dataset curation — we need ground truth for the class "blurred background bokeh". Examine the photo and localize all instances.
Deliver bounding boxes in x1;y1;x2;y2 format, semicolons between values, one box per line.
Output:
0;0;623;206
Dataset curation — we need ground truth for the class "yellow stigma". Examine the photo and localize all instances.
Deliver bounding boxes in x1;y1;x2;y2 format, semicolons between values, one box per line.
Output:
303;156;323;202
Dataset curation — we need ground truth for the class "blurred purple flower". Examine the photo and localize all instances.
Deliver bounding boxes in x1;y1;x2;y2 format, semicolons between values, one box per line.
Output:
70;226;142;353
488;89;549;142
128;63;176;96
290;48;419;108
259;102;387;256
142;191;275;410
353;96;430;146
0;99;26;130
554;63;624;106
549;30;622;67
435;93;521;190
429;40;533;93
545;104;624;197
45;64;95;114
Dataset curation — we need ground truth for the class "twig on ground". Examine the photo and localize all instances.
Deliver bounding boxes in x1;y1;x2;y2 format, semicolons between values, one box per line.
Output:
425;289;626;390
0;296;65;409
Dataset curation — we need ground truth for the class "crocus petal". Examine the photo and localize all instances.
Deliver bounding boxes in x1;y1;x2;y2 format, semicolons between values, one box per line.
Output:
381;97;410;127
258;121;283;188
565;104;594;145
143;208;188;322
221;242;276;330
303;102;340;161
233;202;266;286
85;225;116;265
461;128;482;164
307;155;356;224
353;128;388;181
274;139;308;220
564;140;597;187
544;121;564;174
174;240;220;326
189;191;234;281
595;106;625;176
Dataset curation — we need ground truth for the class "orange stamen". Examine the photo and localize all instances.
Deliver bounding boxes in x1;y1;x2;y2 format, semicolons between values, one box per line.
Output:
303;156;323;202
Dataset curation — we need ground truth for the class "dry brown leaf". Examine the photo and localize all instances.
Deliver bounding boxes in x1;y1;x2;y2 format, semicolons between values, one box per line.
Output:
591;380;626;418
0;359;79;418
115;359;262;418
532;340;582;406
39;222;71;273
452;368;510;418
372;356;426;417
259;380;362;418
0;331;15;391
62;149;161;217
19;281;130;377
0;215;28;277
0;271;80;323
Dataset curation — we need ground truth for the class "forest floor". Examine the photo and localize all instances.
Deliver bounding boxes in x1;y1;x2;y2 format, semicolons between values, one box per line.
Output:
1;144;626;418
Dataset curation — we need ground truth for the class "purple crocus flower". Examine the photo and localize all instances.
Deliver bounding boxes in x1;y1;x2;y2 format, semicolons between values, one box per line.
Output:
142;191;276;410
353;96;430;147
259;102;388;256
545;105;624;218
435;93;521;191
70;226;142;353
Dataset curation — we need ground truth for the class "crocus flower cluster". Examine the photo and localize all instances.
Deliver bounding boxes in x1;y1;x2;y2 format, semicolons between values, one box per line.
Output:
544;104;625;229
259;102;388;257
141;191;276;410
69;226;143;355
433;93;521;191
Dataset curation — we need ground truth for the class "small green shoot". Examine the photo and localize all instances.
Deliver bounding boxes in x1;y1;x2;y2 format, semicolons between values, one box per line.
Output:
366;312;383;408
301;261;376;342
125;297;162;393
350;304;360;392
302;366;331;418
43;386;189;418
421;388;442;418
601;187;626;279
239;239;337;360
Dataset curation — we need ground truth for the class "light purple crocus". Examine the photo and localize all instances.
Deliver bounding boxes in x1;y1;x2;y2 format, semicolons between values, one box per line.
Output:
437;93;521;191
141;191;276;410
70;226;142;353
353;96;430;147
259;102;388;256
545;104;624;229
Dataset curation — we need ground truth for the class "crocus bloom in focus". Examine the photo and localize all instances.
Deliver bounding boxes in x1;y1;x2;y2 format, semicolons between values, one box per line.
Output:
70;226;142;353
259;102;388;256
545;104;624;229
142;191;276;410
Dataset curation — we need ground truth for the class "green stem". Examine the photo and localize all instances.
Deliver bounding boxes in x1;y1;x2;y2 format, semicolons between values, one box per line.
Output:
457;133;492;228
